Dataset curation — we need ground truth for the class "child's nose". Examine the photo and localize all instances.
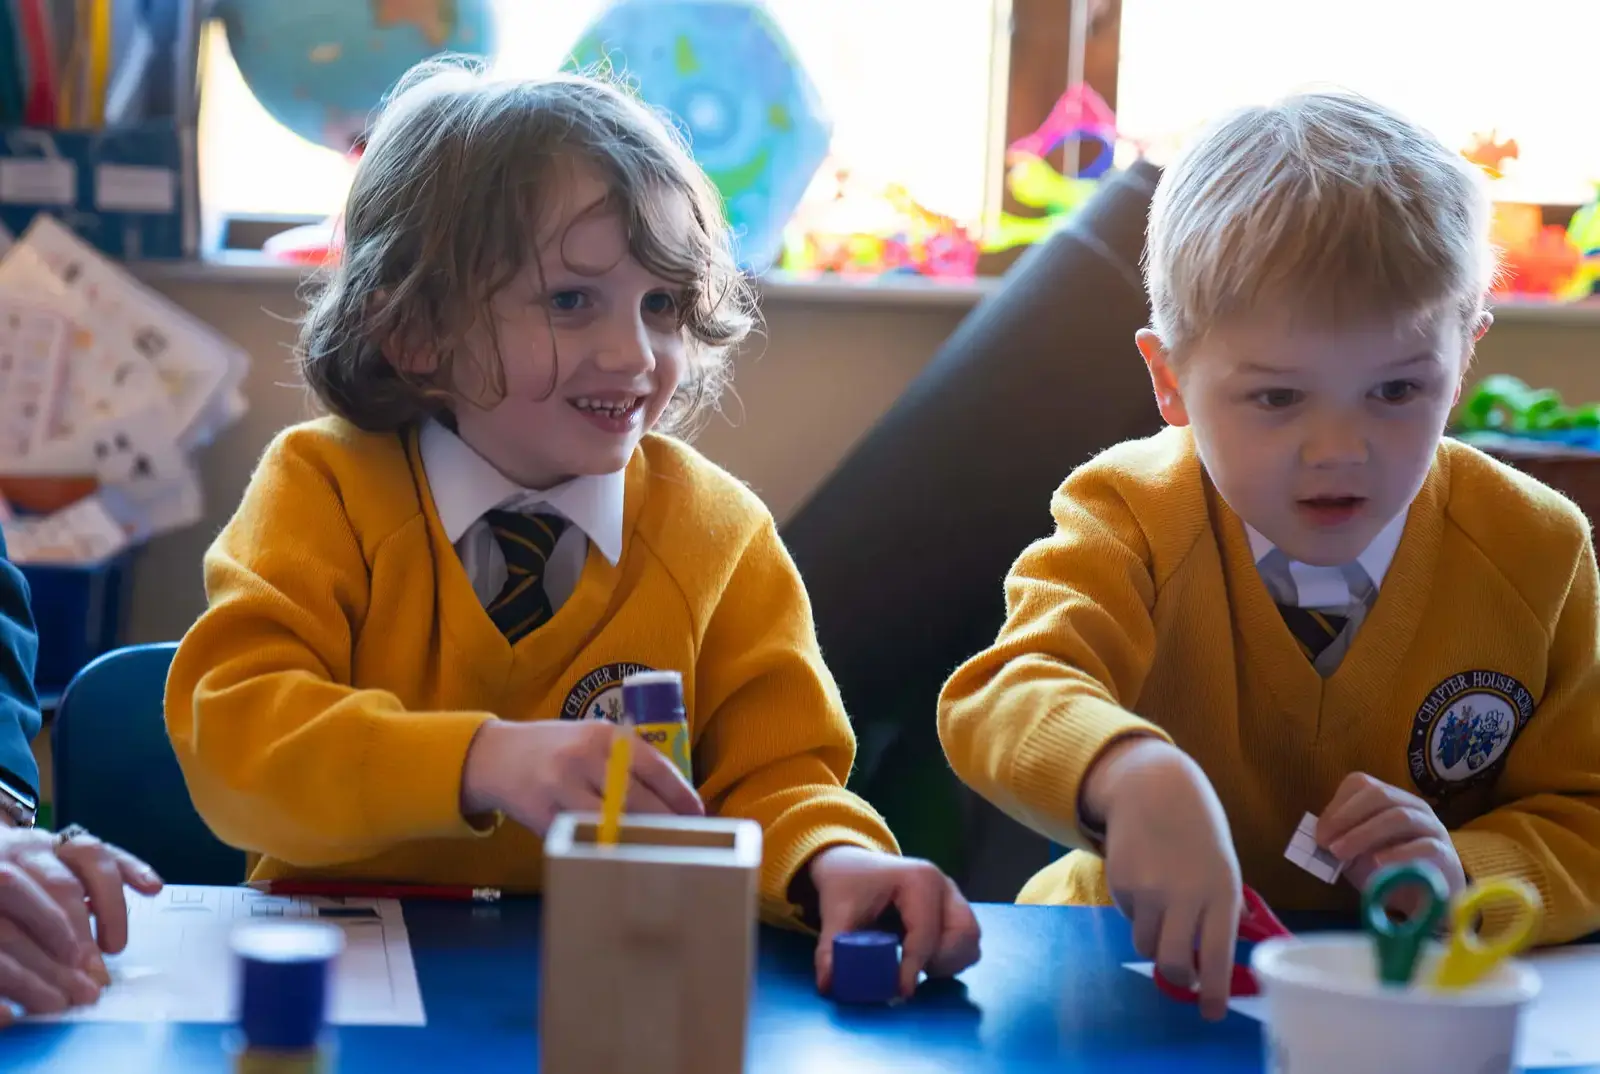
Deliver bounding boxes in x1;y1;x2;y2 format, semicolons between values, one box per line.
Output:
1301;423;1368;466
592;319;656;374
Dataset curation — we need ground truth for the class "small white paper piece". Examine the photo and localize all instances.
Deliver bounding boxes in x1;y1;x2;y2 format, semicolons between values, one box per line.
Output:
1285;811;1343;884
22;885;425;1026
1128;946;1600;1070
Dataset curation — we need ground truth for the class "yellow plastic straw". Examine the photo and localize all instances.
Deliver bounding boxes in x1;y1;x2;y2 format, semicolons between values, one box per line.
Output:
596;726;631;846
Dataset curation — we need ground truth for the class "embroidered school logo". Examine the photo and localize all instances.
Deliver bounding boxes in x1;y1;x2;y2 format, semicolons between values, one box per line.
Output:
1408;670;1535;799
560;662;656;723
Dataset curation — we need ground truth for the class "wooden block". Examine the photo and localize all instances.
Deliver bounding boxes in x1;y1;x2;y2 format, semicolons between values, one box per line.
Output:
540;813;762;1074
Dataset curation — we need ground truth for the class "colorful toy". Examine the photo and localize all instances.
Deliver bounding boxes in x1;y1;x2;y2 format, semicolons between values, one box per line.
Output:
1462;130;1520;181
1559;185;1600;300
1460;129;1595;301
779;165;980;279
1458;374;1600;436
983;84;1120;254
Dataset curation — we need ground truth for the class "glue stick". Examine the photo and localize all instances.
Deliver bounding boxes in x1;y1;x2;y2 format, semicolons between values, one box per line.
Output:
623;670;693;784
228;921;344;1074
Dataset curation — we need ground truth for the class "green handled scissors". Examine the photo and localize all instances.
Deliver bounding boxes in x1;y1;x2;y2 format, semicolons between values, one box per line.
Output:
1361;861;1543;989
1360;861;1452;986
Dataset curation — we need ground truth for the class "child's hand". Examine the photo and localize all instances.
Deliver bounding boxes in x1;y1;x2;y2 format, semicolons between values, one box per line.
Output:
807;846;981;999
460;719;704;835
1083;737;1241;1021
1316;773;1465;901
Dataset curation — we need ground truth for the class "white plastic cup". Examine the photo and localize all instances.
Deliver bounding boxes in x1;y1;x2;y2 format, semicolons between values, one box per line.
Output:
1250;933;1540;1074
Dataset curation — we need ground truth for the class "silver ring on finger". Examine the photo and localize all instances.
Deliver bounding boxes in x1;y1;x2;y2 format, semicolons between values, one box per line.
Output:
54;824;91;847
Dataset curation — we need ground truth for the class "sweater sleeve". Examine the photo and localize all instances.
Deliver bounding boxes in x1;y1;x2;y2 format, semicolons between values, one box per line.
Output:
937;469;1171;849
164;436;496;867
1452;530;1600;945
690;516;898;923
0;535;41;799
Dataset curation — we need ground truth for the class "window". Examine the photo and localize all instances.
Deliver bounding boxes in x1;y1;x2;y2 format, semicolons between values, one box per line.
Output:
1115;0;1597;208
197;1;1005;252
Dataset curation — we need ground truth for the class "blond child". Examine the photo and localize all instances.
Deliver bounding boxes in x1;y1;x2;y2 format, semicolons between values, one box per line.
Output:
939;90;1600;1018
166;60;979;997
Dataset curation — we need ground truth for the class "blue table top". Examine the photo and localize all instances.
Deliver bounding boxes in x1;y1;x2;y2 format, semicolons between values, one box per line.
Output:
0;900;1590;1073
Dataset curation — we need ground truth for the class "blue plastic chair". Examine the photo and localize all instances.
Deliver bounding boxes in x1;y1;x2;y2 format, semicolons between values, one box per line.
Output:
51;642;246;885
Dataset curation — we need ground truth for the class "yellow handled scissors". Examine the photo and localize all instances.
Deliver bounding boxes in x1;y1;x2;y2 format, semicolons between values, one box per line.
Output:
1431;875;1542;990
1362;861;1542;991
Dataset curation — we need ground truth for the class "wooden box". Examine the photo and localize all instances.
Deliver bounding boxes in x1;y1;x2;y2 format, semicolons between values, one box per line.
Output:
540;813;762;1074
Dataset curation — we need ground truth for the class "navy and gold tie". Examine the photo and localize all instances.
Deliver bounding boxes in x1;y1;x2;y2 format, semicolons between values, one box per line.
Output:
1258;549;1375;675
1276;604;1349;661
485;509;569;643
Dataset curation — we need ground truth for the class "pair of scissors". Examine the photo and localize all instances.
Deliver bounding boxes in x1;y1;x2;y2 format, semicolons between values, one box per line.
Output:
1360;861;1543;990
1153;884;1292;1002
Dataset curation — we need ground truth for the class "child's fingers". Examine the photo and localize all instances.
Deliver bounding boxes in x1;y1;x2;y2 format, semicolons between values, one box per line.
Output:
1154;902;1199;993
1128;897;1161;961
1196;893;1240;1022
627;744;703;817
1316;776;1401;845
1326;805;1432;862
1370;837;1450;871
891;876;945;998
924;879;981;978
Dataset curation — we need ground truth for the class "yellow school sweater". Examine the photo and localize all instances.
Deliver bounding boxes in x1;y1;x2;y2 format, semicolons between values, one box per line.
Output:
165;417;897;920
939;426;1600;944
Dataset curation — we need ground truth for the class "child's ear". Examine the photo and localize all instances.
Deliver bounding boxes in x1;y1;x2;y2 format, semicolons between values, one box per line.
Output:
369;290;439;376
1452;311;1494;406
1136;329;1190;427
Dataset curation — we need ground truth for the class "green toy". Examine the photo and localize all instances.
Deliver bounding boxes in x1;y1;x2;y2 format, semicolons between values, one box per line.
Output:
1458;374;1600;434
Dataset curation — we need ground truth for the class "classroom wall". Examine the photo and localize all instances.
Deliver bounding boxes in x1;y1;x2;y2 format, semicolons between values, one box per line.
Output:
127;272;1600;644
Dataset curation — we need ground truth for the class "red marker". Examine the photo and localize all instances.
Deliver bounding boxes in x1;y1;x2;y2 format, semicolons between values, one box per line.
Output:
246;880;502;903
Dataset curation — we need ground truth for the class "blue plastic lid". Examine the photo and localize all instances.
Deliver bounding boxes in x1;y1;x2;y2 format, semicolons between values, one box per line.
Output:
831;930;900;1004
232;922;343;1050
623;670;685;724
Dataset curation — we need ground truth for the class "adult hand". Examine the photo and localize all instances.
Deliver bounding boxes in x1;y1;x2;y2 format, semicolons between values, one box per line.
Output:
0;825;163;1023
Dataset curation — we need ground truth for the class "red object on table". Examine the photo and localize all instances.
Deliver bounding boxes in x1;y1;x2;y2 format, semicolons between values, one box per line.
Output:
1152;885;1292;1002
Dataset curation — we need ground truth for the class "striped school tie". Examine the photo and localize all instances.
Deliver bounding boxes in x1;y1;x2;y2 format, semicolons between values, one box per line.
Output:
1258;550;1376;676
485;509;569;644
1276;605;1349;661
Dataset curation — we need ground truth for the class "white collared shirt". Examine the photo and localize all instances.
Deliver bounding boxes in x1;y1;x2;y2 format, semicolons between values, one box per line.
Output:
1244;511;1406;610
418;419;626;611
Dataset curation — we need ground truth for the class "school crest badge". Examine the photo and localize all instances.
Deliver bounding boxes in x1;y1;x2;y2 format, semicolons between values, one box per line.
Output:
560;662;657;723
1408;670;1535;799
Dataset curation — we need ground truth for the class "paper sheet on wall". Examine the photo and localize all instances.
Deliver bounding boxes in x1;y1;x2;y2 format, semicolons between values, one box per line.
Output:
22;885;425;1026
1126;945;1600;1069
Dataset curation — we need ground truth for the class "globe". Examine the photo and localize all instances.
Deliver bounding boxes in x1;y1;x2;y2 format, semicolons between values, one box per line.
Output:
564;0;831;272
214;0;498;153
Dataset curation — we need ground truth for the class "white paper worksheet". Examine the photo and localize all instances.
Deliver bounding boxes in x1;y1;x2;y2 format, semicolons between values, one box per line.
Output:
22;885;426;1027
1125;944;1600;1070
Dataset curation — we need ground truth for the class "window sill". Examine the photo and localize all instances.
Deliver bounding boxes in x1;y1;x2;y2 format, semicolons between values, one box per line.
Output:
126;250;1600;322
128;251;1002;310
